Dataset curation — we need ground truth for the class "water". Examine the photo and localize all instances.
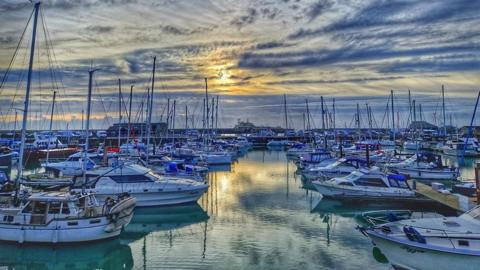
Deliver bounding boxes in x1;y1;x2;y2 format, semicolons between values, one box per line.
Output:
0;150;468;269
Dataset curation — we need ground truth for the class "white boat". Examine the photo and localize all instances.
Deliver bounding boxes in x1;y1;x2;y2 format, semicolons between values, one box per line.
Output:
442;138;480;157
386;153;459;180
0;191;136;243
32;132;68;150
42;156;97;176
76;164;208;207
362;206;480;270
302;158;365;181
200;152;232;165
266;140;290;148
312;167;415;200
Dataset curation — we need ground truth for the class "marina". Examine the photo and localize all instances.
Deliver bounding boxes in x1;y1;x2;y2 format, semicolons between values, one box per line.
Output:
0;1;479;269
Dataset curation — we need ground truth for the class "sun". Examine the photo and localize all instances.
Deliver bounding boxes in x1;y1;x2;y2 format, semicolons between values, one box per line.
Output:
218;69;230;84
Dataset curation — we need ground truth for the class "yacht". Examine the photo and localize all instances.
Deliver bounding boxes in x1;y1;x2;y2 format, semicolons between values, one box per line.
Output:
442;138;480;157
361;206;480;270
0;191;136;243
386;153;459;180
312;167;415;200
75;164;209;207
302;158;366;181
42;155;97;176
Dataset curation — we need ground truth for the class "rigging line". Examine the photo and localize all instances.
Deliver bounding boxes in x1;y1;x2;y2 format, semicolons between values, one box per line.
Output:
0;8;34;93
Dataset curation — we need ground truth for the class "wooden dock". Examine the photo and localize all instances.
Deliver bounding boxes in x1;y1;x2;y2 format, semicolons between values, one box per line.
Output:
411;181;477;213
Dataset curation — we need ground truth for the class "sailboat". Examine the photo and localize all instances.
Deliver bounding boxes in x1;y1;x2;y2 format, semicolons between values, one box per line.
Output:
0;2;136;244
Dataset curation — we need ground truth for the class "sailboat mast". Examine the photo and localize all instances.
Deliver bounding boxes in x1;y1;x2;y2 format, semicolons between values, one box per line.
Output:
17;2;40;182
172;100;176;145
46;90;56;163
332;98;336;142
215;96;219;131
118;79;122;148
391;90;395;143
442;85;447;138
83;69;98;186
146;56;156;162
185;105;188;130
126;85;133;154
284;94;288;130
205;78;209;139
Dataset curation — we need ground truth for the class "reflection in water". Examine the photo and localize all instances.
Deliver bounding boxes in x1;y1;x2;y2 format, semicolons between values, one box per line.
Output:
0;239;133;270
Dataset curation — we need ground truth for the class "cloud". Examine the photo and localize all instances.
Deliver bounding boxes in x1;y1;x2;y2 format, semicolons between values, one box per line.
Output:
304;0;333;22
231;8;258;28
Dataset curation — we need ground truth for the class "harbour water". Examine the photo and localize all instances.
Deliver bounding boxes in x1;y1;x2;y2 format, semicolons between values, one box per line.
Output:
1;150;471;269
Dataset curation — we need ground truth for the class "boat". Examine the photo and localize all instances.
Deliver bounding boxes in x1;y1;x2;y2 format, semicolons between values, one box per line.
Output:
302;157;366;181
360;205;480;270
74;163;209;207
312;167;415;200
266;140;291;148
0;191;136;243
41;155;97;176
386;152;459;180
442;138;480;157
200;152;232;165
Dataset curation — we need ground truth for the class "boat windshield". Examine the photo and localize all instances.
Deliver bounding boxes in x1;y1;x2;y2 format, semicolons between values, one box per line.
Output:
464;206;480;220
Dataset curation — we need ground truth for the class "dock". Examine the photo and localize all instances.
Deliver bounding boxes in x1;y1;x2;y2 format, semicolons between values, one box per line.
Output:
412;181;477;213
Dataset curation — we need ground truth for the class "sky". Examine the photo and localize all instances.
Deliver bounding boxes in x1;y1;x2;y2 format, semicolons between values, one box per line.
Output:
0;0;479;130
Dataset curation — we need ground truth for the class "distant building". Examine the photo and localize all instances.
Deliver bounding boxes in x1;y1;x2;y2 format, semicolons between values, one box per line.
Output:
107;122;168;137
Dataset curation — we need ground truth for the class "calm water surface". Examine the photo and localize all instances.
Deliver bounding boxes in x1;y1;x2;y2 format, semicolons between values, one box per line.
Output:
1;150;471;269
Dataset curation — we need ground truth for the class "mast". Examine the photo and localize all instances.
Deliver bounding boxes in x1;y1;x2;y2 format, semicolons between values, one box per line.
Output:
413;100;417;138
81;109;84;130
83;68;98;188
166;98;170;140
332;98;336;142
205;78;209;140
126;85;133;155
284;94;288;131
322;96;327;147
172;100;176;145
305;99;311;131
185;105;188;129
356;103;360;135
391;90;395;143
146;56;156;162
13;111;18;141
215;96;219;131
117;79;122;148
211;98;214;130
408;89;412;125
17;2;40;183
46;90;56;163
442;85;447;138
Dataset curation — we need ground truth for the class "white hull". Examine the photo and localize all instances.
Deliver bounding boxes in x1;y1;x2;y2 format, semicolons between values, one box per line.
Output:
0;216;128;244
369;232;480;270
203;154;232;165
394;167;458;180
313;181;415;199
93;188;207;207
443;148;479;157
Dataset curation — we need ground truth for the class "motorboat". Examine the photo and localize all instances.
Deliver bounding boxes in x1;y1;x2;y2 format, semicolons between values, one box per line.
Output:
74;164;209;207
0;191;136;243
41;155;97;176
200;152;232;165
442;138;480;157
312;167;415;200
302;158;367;181
386;152;459;180
361;206;480;270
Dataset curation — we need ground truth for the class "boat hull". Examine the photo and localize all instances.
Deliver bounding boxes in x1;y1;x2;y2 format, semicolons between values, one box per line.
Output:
312;181;415;200
93;188;208;207
393;167;459;180
368;232;480;270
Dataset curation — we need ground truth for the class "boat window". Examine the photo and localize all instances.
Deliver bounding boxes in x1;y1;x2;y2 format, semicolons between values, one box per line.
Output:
48;202;62;214
397;181;409;189
110;174;154;183
339;182;354;186
354;178;388;187
458;240;469;247
62;203;70;214
388;179;399;188
465;207;480;220
33;201;47;214
76;197;86;210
